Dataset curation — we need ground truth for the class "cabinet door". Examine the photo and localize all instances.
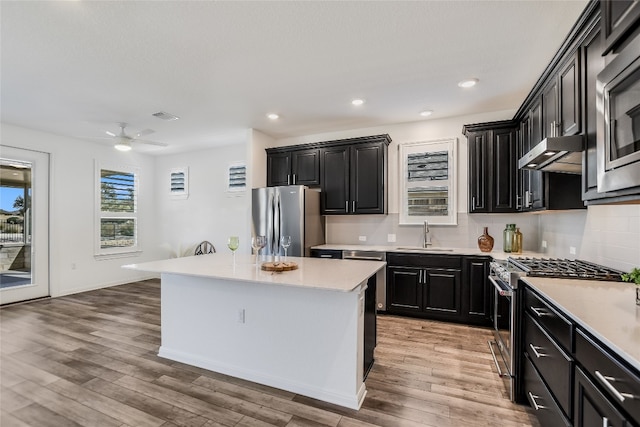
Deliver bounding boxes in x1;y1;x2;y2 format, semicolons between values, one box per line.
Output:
320;146;349;214
291;149;320;187
559;52;581;136
602;0;640;54
387;267;422;314
582;25;605;200
530;101;543;146
468;131;489;213
422;268;461;317
351;142;385;214
542;80;559;139
518;119;530;211
463;257;491;325
528;102;545;210
574;367;629;427
492;128;517;212
267;152;291;187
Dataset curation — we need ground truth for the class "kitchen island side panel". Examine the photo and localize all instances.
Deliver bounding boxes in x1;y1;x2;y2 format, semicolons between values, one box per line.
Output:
158;272;366;409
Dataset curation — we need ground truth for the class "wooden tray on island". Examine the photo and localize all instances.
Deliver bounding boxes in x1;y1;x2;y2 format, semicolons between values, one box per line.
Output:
261;261;298;272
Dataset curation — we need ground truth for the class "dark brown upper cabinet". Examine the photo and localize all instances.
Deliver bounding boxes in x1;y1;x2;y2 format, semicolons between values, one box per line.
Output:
463;121;518;213
320;138;389;215
542;51;581;139
266;147;320;187
601;0;640;55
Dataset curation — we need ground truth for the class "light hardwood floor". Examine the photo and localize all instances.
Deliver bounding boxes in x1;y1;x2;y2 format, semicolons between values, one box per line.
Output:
0;279;540;427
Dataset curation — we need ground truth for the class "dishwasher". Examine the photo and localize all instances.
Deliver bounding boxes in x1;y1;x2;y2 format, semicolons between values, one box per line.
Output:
342;250;387;312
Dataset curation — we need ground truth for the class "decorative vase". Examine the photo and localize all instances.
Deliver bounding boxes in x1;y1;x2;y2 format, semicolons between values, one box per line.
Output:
477;227;494;252
503;224;516;253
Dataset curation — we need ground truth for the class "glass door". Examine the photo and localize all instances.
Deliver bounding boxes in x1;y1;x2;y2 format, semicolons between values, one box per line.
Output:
0;146;49;304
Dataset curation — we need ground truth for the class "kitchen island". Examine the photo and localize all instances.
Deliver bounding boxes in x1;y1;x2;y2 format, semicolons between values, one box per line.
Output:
124;254;385;410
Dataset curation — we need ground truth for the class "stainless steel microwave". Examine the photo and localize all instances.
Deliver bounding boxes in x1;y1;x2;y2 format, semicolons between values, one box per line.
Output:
596;34;640;193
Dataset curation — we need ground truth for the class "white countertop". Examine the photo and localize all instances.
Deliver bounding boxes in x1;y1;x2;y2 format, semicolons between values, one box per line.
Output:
124;253;385;293
313;243;545;259
523;276;640;372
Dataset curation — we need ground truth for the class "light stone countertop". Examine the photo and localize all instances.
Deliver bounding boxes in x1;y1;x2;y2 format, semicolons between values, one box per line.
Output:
523;276;640;372
312;243;546;260
124;253;385;293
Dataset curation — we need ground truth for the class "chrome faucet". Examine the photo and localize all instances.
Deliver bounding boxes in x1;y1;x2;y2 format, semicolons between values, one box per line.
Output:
423;220;432;248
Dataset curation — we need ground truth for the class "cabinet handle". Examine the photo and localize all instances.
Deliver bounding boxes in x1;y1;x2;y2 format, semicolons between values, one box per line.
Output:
524;190;530;208
603;417;609;427
292;174;296;185
550;122;555;138
594;371;636;402
530;306;547;317
516;195;522;210
528;392;546;411
472;196;476;210
320;254;333;258
287;174;291;185
345;201;349;213
352;201;356;212
529;343;547;358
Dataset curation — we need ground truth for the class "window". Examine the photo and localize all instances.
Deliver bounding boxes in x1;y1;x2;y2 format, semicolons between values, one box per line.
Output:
96;163;140;256
399;138;458;225
227;163;246;192
170;167;189;199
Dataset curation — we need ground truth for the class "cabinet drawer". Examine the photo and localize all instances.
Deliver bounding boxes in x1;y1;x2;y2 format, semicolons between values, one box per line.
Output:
574;366;629;427
523;354;572;427
575;329;640;423
387;253;461;269
309;249;342;259
525;287;573;352
525;313;573;417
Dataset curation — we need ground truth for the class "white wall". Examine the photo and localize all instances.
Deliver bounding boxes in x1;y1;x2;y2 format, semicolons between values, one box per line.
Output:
1;123;162;297
154;140;252;257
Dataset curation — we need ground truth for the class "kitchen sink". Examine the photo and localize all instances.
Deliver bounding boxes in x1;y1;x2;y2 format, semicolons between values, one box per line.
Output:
395;247;454;252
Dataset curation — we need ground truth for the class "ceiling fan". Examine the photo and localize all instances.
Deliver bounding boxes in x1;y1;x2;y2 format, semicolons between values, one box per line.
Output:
104;122;168;151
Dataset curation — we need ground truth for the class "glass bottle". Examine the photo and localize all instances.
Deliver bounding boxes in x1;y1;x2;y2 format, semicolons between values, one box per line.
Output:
513;227;523;254
503;224;515;253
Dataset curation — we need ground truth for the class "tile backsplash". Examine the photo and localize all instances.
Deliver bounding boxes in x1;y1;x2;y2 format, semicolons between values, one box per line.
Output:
325;205;640;272
325;213;539;252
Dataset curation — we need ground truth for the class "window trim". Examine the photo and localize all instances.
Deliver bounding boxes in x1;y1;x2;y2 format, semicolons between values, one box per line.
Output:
94;161;141;258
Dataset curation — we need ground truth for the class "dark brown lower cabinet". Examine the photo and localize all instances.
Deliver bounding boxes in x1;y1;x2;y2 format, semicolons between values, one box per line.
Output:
574;367;629;427
523;354;572;427
387;254;490;325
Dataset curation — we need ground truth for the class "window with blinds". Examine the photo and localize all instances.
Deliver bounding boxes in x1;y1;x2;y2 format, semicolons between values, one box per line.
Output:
399;139;457;225
97;165;139;254
228;163;246;192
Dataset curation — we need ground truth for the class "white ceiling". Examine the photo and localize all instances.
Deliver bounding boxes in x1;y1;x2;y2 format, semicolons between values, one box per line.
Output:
1;1;589;155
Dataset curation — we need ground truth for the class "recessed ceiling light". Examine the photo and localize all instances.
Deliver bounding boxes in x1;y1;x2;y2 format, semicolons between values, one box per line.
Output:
351;99;365;106
458;78;479;88
267;113;279;120
419;110;433;117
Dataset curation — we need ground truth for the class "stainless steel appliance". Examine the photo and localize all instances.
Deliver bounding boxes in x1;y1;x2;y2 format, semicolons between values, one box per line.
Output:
251;186;325;257
518;135;584;174
488;257;624;402
342;250;387;311
596;33;640;193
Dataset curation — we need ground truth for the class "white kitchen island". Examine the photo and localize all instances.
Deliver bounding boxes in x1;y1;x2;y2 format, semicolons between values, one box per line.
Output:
124;253;385;410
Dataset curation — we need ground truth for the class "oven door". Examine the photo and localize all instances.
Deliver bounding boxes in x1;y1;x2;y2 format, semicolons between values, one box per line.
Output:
488;274;515;401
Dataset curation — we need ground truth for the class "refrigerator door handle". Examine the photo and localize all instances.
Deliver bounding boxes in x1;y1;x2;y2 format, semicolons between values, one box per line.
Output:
274;190;281;256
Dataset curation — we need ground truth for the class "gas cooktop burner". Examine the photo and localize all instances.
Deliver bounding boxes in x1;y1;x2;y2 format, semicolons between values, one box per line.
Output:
507;257;624;281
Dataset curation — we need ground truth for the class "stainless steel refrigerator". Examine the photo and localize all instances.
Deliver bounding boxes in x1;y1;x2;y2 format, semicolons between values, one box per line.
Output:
251;186;325;257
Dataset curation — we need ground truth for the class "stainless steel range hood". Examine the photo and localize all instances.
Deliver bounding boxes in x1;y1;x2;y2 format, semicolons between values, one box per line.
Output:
518;135;584;174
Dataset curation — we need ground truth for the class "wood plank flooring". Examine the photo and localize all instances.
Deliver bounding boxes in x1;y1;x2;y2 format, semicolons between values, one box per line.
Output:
0;279;540;427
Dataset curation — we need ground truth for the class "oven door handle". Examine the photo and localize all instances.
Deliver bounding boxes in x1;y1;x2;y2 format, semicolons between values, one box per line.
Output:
489;275;513;297
488;340;509;378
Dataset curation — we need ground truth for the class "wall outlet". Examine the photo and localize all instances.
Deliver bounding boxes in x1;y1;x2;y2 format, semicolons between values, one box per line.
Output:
387;234;396;243
569;246;576;255
237;308;245;323
359;236;367;242
541;240;547;249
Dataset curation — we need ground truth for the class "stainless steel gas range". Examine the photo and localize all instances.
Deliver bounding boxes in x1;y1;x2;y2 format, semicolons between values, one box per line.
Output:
487;257;624;402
